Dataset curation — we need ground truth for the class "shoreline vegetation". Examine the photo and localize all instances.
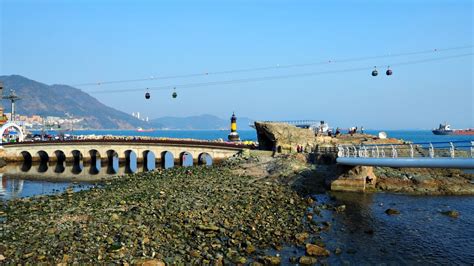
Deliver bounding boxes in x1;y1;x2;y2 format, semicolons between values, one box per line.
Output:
1;151;474;264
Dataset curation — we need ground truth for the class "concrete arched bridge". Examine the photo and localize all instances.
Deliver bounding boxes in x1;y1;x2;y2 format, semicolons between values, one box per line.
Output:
336;141;474;169
1;139;251;166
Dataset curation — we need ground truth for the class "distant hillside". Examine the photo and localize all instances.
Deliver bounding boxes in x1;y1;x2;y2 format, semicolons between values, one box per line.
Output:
150;114;254;130
0;75;149;129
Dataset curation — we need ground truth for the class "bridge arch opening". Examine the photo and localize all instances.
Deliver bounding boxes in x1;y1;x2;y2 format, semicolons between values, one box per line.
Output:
198;153;213;166
21;151;32;163
20;151;32;172
124;150;137;174
143;150;156;171
54;150;66;162
89;150;101;174
54;161;65;173
106;150;119;174
37;150;49;173
71;150;84;174
161;151;174;169
54;150;66;173
37;150;49;163
180;151;193;167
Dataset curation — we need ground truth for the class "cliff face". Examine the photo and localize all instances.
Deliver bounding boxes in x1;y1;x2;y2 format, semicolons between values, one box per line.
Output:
254;122;336;152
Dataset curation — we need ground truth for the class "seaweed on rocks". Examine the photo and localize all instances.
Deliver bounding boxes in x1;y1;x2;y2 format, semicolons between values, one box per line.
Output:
0;163;314;264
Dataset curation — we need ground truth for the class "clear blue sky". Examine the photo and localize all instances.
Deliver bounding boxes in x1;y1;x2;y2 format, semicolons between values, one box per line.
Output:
1;0;472;129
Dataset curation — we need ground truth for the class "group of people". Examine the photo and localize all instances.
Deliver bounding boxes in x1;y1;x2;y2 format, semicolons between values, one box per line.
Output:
324;126;364;137
296;145;305;153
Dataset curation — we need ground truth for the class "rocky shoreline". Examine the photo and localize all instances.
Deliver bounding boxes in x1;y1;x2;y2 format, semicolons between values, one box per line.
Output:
374;167;474;195
0;154;336;264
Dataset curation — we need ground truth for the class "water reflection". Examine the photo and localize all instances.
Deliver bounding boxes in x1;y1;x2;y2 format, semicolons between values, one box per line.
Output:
37;161;48;173
54;161;65;173
89;158;101;175
71;160;84;174
1;152;193;201
107;154;119;175
312;192;474;265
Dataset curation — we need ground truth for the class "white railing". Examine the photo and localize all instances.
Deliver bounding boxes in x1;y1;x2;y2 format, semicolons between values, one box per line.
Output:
337;141;474;159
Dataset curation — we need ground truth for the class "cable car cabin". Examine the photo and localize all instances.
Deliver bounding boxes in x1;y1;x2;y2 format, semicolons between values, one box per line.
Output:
145;92;151;99
172;92;177;98
371;69;378;76
386;69;393;76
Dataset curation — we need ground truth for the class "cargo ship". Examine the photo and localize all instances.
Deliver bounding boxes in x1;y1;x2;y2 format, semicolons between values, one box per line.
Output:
432;123;474;135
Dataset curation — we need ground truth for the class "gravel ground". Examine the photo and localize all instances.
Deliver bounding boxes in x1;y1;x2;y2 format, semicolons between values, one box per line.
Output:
0;161;318;264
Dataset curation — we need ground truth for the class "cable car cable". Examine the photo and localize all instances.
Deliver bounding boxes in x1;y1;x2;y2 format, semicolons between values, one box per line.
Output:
71;45;473;87
85;52;472;94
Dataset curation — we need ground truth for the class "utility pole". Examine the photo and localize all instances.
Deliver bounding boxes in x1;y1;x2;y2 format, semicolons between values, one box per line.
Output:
2;89;21;121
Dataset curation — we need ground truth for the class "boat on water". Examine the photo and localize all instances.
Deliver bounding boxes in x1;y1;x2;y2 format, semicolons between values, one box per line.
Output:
136;127;154;132
432;123;474;135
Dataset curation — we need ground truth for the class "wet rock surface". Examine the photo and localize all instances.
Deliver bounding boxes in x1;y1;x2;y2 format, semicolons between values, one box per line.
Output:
374;167;474;195
0;159;318;264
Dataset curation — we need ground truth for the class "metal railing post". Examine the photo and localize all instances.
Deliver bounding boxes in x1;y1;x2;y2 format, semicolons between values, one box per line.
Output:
391;145;398;158
471;141;474;158
429;143;434;158
449;142;455;158
337;146;344;157
410;144;414;158
351;145;357;157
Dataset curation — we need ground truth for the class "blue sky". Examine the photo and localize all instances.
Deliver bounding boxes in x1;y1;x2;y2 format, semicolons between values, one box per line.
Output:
1;0;472;129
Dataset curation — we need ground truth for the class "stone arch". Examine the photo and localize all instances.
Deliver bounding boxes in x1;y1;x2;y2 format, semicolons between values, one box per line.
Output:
71;150;83;161
124;150;137;173
106;150;118;161
198;153;213;166
180;151;193;167
37;150;49;173
54;161;65;173
0;122;24;144
20;151;32;172
143;150;156;171
161;151;174;169
89;149;101;175
106;150;119;174
71;150;83;174
89;149;101;160
54;150;66;162
54;150;66;174
37;150;49;163
21;151;32;163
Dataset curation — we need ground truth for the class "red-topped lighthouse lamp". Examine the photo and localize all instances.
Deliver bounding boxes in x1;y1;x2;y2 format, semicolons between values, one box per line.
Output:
228;112;240;141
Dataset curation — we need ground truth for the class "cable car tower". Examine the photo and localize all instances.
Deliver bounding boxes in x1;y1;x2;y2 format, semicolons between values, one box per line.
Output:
2;88;21;121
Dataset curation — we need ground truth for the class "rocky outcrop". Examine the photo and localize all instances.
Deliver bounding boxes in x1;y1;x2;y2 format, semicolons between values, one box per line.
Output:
254;122;337;152
330;165;377;192
374;167;474;195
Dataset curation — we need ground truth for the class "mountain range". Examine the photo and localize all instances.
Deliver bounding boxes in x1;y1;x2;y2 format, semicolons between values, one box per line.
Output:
0;75;254;130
